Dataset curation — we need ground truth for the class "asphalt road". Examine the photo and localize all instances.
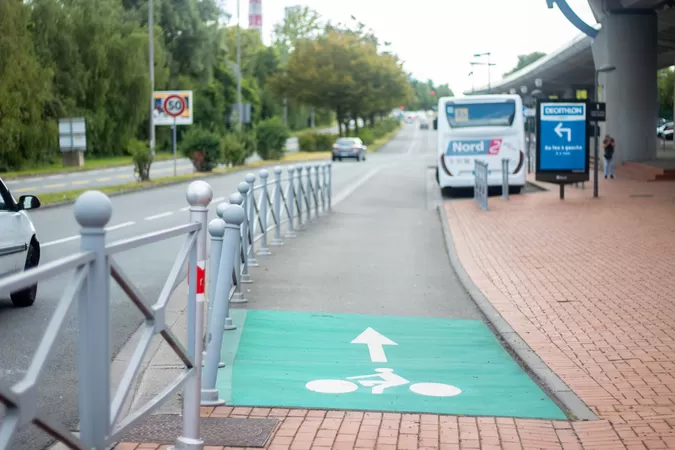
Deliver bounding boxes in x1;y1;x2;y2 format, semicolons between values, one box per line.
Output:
243;123;483;319
4;125;340;195
0;124;402;450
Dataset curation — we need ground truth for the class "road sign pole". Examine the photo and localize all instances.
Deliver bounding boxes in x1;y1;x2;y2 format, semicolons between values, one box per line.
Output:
173;117;177;177
593;71;600;198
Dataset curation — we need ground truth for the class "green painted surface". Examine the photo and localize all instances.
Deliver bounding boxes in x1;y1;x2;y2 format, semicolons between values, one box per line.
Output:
215;308;247;403
229;310;566;419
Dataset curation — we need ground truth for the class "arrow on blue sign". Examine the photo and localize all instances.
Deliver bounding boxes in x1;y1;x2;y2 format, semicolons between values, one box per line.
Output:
554;122;571;141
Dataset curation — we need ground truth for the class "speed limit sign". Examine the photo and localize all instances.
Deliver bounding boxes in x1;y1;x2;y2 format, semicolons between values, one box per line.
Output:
163;95;186;118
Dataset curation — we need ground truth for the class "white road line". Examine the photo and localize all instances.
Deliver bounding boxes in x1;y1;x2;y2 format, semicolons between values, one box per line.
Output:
46;174;65;180
144;211;173;221
180;206;190;212
332;166;384;206
41;221;138;247
41;235;80;248
212;196;225;203
106;221;135;232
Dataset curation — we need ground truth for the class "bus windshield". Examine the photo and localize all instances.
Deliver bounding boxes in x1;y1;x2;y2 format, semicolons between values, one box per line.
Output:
445;101;516;128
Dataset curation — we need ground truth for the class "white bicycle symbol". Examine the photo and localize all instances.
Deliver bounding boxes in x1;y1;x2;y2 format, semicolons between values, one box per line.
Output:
305;368;461;397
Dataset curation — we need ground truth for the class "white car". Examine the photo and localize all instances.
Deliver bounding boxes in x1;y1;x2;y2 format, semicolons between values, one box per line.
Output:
0;178;41;307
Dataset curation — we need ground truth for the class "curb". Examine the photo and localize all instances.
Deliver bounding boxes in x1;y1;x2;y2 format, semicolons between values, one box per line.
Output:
1;156;179;182
436;204;598;421
36;157;332;211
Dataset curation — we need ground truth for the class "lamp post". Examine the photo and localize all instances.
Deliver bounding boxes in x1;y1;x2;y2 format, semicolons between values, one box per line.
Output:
236;0;243;131
471;52;496;93
148;0;155;156
531;89;542;175
593;64;616;198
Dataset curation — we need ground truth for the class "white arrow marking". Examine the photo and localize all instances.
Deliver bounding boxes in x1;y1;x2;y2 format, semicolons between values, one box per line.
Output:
554;122;572;142
351;328;398;363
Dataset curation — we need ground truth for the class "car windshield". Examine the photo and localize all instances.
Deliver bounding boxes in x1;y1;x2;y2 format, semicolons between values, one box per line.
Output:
445;100;516;128
337;139;357;145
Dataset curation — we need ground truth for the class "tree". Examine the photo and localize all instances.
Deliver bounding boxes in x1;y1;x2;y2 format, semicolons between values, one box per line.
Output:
503;52;546;77
659;67;674;120
0;0;55;171
406;79;453;111
273;5;322;54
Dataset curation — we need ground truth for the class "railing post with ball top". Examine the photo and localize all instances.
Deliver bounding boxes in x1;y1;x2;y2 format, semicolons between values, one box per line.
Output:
245;173;259;267
271;166;284;246
238;181;254;283
178;179;212;449
229;192;247;307
205;217;226;369
74;191;113;449
257;169;271;256
314;163;322;215
296;165;304;228
201;204;245;406
285;165;297;238
305;165;313;222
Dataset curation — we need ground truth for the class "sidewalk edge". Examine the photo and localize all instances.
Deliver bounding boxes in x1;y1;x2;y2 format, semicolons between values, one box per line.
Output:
436;205;598;421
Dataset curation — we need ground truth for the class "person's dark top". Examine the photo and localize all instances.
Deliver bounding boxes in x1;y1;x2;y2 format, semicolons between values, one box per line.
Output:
603;138;615;160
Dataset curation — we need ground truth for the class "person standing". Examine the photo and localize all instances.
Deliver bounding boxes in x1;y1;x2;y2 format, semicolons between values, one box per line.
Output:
603;134;615;179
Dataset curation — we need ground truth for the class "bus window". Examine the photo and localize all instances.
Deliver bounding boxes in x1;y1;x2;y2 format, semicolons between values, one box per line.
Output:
445;101;516;128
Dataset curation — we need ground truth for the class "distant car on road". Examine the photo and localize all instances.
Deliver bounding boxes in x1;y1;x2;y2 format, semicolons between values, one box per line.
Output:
332;137;367;162
420;119;429;130
0;178;41;307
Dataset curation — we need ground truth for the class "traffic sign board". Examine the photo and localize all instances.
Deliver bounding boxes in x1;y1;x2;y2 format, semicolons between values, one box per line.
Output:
222;310;566;419
589;102;606;122
164;95;186;118
536;100;589;183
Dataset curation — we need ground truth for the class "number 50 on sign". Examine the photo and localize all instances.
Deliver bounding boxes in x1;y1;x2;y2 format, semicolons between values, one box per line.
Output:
153;90;193;126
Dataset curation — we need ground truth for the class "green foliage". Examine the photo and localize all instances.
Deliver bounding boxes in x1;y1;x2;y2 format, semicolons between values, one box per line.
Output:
255;117;290;160
357;129;375;145
0;1;444;171
180;126;221;172
315;133;338;151
503;52;546;77
297;132;317;152
659;67;674;120
221;130;256;166
406;80;453;111
128;139;153;181
0;1;55;171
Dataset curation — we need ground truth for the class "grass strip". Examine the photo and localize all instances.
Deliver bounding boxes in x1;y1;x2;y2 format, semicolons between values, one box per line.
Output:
38;151;332;206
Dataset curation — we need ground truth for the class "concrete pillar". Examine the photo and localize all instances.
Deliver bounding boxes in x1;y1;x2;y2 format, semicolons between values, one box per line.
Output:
591;10;658;165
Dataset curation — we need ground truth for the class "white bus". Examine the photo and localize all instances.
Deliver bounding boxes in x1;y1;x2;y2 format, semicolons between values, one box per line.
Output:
436;94;526;194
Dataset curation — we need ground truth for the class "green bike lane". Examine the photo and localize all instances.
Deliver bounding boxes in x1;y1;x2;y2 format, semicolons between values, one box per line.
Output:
213;127;567;421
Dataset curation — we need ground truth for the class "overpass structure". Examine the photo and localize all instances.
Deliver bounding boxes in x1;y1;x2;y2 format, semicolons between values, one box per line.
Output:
465;0;675;166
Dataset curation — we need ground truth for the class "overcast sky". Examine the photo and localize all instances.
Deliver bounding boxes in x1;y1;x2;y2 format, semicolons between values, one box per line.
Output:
225;0;596;95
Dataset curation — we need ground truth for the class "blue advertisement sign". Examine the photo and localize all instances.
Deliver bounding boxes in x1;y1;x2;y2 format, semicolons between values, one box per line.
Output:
535;100;589;184
539;102;587;171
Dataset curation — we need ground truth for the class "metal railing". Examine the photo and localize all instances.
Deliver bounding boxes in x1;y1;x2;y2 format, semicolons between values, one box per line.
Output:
501;158;509;200
201;163;332;405
474;160;488;211
0;161;333;450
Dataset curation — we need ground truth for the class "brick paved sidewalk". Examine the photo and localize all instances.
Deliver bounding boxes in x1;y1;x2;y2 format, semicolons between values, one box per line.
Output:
117;175;675;450
442;175;675;449
116;405;618;449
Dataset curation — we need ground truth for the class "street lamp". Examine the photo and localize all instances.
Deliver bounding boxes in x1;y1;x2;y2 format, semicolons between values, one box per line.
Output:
148;0;155;156
472;52;496;94
593;64;616;198
236;0;243;131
